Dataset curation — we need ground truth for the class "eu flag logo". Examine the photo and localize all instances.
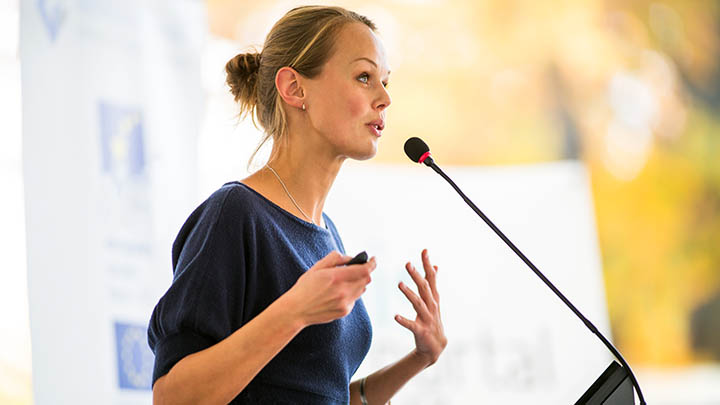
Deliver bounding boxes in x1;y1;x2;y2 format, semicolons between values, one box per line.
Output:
37;0;67;42
114;322;154;390
99;101;146;180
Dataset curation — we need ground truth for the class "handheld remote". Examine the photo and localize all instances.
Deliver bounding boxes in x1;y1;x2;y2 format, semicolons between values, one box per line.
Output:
346;251;368;266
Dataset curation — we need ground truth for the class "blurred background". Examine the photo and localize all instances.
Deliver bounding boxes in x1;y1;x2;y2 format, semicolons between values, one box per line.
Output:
3;0;719;403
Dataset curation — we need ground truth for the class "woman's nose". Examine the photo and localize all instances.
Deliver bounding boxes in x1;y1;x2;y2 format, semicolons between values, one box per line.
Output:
375;86;391;111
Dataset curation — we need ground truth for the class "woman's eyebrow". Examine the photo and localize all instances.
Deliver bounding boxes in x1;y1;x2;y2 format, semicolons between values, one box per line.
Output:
350;57;391;75
351;57;377;67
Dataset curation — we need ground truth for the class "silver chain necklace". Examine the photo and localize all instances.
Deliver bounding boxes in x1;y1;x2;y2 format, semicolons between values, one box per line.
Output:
266;164;316;225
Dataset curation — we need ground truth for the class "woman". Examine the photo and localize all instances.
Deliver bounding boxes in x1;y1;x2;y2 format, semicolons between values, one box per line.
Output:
148;6;447;404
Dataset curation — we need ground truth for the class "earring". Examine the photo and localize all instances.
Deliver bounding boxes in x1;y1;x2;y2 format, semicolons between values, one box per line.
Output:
301;103;306;111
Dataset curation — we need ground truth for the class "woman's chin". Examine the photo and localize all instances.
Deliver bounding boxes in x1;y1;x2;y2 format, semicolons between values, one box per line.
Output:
350;142;378;161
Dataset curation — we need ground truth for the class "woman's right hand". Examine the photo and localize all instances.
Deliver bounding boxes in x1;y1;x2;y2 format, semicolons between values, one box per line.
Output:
285;251;376;326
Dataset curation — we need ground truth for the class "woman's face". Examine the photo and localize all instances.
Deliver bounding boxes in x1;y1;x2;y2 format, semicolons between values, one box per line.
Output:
303;22;392;160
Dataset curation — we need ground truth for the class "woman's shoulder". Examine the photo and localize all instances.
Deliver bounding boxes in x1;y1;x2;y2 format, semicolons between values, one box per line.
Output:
209;180;250;202
200;181;263;216
185;181;282;237
171;182;258;266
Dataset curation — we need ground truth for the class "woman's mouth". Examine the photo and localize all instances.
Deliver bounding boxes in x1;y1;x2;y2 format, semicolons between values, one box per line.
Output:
366;123;382;137
365;119;384;137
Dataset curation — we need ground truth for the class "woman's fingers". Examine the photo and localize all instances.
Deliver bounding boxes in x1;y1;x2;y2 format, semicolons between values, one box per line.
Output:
421;248;434;274
338;257;376;280
421;250;440;303
394;314;417;333
395;251;448;366
406;262;437;312
398;281;431;319
311;250;350;271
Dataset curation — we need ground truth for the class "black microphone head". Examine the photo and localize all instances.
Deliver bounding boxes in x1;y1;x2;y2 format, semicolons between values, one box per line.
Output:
404;137;430;163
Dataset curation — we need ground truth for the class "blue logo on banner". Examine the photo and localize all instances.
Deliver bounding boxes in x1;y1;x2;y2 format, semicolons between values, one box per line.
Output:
114;322;154;390
37;0;67;42
98;101;146;179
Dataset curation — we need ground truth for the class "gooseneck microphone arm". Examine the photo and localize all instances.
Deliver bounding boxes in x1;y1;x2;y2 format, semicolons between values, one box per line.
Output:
410;143;645;404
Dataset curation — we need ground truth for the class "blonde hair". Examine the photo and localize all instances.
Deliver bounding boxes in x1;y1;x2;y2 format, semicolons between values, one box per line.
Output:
225;6;377;166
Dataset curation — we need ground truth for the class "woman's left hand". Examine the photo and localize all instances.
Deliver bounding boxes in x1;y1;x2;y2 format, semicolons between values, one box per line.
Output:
395;249;448;366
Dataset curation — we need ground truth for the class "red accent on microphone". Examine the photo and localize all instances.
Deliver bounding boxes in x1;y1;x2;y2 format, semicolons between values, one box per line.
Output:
418;151;432;164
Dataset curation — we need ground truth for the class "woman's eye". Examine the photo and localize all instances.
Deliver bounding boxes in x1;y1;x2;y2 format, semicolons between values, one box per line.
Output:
358;73;369;84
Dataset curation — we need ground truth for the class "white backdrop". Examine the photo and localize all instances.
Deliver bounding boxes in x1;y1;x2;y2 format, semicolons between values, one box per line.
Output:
21;0;205;403
20;1;612;402
328;160;612;404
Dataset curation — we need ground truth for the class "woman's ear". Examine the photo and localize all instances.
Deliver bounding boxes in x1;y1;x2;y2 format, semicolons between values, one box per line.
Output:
275;67;305;110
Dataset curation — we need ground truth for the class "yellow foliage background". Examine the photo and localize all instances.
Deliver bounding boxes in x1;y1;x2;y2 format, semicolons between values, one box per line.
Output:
209;0;720;366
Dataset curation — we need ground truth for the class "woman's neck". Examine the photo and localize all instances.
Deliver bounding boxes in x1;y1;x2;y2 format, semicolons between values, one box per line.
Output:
243;133;345;227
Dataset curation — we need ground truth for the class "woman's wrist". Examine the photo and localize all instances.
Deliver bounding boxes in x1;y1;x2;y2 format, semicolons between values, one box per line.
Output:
409;348;435;368
271;290;309;331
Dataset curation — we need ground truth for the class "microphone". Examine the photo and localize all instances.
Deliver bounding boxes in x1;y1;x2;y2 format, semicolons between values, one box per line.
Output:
404;137;646;405
403;137;434;166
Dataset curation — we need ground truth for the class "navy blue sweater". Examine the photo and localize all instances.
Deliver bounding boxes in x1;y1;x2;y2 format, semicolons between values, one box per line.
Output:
147;182;372;403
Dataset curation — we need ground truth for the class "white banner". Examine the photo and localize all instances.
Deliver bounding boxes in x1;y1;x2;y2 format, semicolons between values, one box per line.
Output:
21;2;612;402
21;0;205;403
328;160;612;404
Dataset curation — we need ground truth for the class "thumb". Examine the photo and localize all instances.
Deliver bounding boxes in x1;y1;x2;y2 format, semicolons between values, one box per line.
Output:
310;250;351;271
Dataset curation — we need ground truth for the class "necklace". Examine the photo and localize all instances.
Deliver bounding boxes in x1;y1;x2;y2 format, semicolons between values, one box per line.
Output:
266;164;316;226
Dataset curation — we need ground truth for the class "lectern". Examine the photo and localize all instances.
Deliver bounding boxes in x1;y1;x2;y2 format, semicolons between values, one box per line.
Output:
577;361;634;404
404;137;647;404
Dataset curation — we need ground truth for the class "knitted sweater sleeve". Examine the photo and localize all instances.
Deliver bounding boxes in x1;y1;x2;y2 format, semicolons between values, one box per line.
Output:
147;186;247;388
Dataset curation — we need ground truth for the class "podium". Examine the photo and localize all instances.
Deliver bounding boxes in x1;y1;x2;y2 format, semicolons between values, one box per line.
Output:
403;139;646;405
576;361;635;404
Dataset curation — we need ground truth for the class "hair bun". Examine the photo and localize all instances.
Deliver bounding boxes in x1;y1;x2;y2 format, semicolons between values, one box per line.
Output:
225;52;261;105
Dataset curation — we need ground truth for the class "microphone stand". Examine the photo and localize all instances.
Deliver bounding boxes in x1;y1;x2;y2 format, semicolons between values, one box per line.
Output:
425;159;646;405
